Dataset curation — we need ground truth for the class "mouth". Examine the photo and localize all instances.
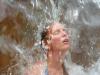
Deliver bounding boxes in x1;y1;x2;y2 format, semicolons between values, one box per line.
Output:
63;39;69;44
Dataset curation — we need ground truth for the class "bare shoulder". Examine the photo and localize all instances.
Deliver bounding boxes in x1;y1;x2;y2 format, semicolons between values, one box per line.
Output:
25;61;46;75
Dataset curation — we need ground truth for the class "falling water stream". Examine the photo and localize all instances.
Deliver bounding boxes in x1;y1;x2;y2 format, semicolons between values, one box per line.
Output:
0;0;100;75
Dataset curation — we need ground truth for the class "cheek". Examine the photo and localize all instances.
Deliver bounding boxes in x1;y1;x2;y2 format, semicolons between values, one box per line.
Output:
51;37;61;44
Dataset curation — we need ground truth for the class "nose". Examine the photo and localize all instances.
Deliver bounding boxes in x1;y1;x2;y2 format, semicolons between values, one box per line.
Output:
62;30;68;37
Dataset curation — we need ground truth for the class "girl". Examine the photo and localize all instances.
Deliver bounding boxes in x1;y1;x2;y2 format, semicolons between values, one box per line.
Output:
26;21;70;75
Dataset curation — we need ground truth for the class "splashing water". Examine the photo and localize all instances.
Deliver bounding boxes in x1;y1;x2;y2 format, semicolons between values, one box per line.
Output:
64;55;100;75
0;0;100;75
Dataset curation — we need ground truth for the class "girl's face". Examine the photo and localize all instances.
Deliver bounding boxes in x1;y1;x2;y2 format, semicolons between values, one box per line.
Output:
48;22;70;51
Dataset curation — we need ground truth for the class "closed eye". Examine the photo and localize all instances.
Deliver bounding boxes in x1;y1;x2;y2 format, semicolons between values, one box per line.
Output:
63;28;66;32
52;29;60;35
63;28;68;33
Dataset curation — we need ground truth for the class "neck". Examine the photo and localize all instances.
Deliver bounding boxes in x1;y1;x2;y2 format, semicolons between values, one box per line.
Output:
47;48;67;69
47;50;66;75
49;50;66;63
47;47;68;75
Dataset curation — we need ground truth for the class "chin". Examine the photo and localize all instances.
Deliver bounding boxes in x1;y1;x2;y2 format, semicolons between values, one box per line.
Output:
64;45;70;50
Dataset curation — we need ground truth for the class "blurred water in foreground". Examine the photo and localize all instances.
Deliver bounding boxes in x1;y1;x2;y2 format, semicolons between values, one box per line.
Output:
0;0;100;75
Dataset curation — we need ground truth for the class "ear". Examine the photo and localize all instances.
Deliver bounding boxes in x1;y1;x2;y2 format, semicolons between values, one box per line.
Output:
47;40;51;45
47;35;52;44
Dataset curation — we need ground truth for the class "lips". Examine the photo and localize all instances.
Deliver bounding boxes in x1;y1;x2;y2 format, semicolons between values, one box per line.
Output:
63;39;69;44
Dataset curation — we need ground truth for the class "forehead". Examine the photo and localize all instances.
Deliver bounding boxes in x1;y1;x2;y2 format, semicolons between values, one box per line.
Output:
51;22;65;32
